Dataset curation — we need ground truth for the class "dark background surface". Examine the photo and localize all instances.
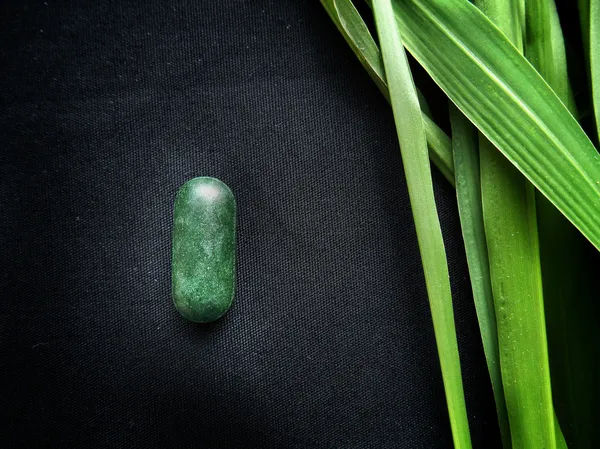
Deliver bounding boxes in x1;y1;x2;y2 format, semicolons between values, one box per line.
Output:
0;1;501;447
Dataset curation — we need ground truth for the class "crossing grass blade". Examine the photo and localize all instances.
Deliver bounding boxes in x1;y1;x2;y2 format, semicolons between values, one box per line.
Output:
470;2;555;447
391;0;600;251
319;0;455;184
524;1;600;447
372;1;471;447
449;104;510;449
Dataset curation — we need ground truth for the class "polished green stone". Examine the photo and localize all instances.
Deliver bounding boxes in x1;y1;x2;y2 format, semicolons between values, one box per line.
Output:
172;177;236;323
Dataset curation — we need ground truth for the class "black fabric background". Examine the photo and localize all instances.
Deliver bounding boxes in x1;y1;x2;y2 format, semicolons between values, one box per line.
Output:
1;1;501;447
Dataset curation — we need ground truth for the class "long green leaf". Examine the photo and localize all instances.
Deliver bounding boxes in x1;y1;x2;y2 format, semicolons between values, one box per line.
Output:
524;0;576;113
580;0;591;89
579;0;591;60
372;1;471;447
423;115;454;182
525;1;597;447
319;0;455;184
592;0;600;141
578;1;594;127
391;0;600;251
471;1;554;448
329;0;430;115
320;0;388;97
449;104;510;449
538;196;599;449
479;133;553;449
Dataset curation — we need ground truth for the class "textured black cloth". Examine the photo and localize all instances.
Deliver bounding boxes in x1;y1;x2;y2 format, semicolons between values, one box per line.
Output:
1;1;500;447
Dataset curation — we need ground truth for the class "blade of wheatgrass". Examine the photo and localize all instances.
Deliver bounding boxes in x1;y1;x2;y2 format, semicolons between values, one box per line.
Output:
449;104;510;449
516;0;525;37
319;0;455;184
423;114;454;182
525;0;576;114
319;0;387;97
525;1;599;447
479;133;553;449
372;1;471;447
578;0;595;126
539;201;598;449
390;0;600;252
471;2;555;448
592;0;600;141
580;0;591;66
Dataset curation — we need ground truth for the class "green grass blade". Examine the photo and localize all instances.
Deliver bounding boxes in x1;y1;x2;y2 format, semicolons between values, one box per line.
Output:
318;0;455;184
474;0;523;47
580;0;591;65
320;0;388;97
391;0;600;251
524;1;595;447
517;0;525;37
472;1;554;448
578;0;594;128
424;114;454;182
449;104;510;449
592;0;600;141
479;133;554;449
525;0;576;113
580;1;591;36
372;1;471;447
538;200;599;449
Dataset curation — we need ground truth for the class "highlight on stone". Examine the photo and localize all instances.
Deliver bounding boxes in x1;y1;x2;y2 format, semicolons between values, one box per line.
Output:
171;177;236;323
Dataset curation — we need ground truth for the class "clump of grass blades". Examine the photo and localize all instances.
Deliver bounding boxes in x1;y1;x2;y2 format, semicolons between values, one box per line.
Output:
321;0;600;447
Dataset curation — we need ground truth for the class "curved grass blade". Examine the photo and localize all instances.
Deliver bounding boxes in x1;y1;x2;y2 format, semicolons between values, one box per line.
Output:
592;0;600;141
449;105;510;449
525;1;598;447
372;1;471;447
391;0;600;251
472;2;554;447
319;0;455;184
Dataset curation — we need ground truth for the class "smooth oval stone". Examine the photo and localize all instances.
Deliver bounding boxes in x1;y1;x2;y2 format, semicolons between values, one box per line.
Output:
172;177;236;323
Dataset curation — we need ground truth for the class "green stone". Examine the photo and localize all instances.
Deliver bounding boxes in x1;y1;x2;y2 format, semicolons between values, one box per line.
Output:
171;177;236;323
